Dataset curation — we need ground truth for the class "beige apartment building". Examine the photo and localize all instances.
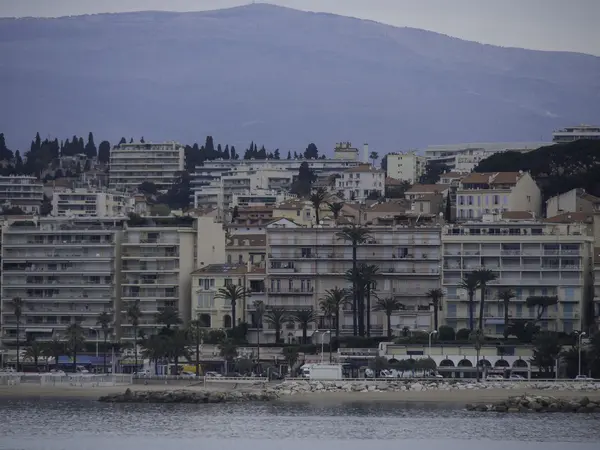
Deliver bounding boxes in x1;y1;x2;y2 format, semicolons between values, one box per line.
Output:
386;152;427;183
1;217;125;348
456;172;542;221
264;217;442;341
441;218;594;336
120;218;196;340
546;188;599;218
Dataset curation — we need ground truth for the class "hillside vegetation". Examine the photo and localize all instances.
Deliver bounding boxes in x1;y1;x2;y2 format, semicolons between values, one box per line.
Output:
474;140;600;200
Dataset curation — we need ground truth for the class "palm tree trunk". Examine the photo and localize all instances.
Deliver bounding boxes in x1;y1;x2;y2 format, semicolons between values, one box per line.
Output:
275;325;281;344
468;294;474;331
335;311;340;341
231;300;236;328
352;245;358;336
503;301;510;340
433;301;439;330
103;334;108;374
133;326;138;375
358;288;365;337
256;323;261;367
72;347;77;374
386;313;392;339
478;286;486;330
15;322;20;372
302;326;307;344
315;209;320;226
366;285;371;337
195;333;200;377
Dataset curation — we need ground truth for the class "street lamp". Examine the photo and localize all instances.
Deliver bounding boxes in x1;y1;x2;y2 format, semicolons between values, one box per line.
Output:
578;331;587;377
89;328;99;358
320;330;331;364
428;330;438;355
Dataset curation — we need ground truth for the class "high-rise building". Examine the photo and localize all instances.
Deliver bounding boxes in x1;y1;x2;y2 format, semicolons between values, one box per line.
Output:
51;188;131;217
386;152;427;183
552;125;600;144
0;176;44;213
109;141;185;192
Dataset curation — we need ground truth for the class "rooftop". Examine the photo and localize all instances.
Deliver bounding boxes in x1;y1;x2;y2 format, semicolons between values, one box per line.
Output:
406;184;449;194
345;164;384;174
460;172;524;186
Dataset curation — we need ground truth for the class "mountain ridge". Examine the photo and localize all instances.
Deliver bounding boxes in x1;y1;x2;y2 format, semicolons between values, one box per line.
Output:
1;3;599;153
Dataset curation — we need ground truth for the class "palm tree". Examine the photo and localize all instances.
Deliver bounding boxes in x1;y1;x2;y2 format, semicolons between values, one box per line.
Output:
309;187;329;225
168;329;190;375
327;202;344;221
214;284;251;327
64;323;85;374
141;334;167;375
263;307;289;344
96;311;112;374
219;338;238;372
24;338;42;372
357;264;379;337
497;289;516;340
426;288;444;331
156;305;182;332
470;329;484;381
319;298;335;338
44;336;65;370
337;225;371;335
291;309;317;344
472;269;497;331
188;318;204;377
318;287;348;341
374;297;405;339
253;300;266;365
369;151;379;167
11;297;23;372
459;273;480;331
126;300;142;373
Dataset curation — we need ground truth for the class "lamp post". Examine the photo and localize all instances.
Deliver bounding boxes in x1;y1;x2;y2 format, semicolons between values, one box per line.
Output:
428;330;438;356
89;328;99;358
578;331;586;377
320;330;331;364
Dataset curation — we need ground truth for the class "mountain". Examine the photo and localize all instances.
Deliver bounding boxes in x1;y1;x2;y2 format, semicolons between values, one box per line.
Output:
1;3;599;153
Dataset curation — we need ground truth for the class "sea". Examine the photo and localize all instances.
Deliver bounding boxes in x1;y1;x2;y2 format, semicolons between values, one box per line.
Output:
0;399;598;450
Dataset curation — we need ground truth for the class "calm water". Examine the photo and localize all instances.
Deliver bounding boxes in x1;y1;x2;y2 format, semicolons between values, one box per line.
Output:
0;399;599;450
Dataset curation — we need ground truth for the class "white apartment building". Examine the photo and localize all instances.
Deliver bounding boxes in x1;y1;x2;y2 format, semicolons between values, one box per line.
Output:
120;218;196;340
109;141;185;192
546;189;599;219
51;189;131;217
593;247;600;331
232;190;294;208
442;219;594;336
424;142;551;172
456;172;542;221
386;152;426;183
1;217;125;348
264;219;442;342
337;165;385;202
0;175;44;213
553;125;600;144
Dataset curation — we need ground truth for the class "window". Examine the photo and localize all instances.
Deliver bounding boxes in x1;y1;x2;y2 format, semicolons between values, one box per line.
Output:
563;303;573;318
564;288;575;300
447;304;457;318
493;195;499;205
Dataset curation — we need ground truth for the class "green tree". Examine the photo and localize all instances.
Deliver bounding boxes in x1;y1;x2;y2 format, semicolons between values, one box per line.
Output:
141;334;168;375
85;132;97;158
337;225;372;335
470;329;484;381
43;337;65;370
214;284;251;328
304;143;319;159
168;329;190;374
426;288;444;330
319;287;348;341
444;194;452;222
24;338;42;372
155;305;182;332
375;297;405;339
263;307;289;343
531;332;561;375
356;264;378;336
282;346;300;376
253;300;266;363
369;151;379;166
291;309;317;344
459;273;480;331
526;296;559;323
98;140;111;163
219;338;238;370
327;202;344;221
126;300;142;373
471;269;497;331
188;318;205;377
65;323;86;373
437;325;455;341
309;187;329;225
11;297;23;371
96;311;112;374
497;289;516;340
290;161;316;196
138;181;158;195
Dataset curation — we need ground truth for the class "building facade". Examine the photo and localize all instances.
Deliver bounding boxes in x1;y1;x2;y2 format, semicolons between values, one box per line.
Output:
386;152;427;183
0;176;44;213
337;165;385;202
109;141;185;192
441;220;594;336
552;125;600;144
1;217;124;348
51;189;130;217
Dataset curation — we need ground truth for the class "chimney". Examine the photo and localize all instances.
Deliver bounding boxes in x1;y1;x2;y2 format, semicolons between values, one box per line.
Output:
363;143;369;164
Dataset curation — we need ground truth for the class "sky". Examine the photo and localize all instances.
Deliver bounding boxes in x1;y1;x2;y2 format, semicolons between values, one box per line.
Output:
0;0;599;56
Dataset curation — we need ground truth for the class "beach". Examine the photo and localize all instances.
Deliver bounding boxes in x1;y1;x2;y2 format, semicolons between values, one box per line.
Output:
2;383;600;404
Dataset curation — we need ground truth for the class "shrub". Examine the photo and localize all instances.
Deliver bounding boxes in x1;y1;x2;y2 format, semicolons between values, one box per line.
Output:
438;325;455;341
456;328;471;340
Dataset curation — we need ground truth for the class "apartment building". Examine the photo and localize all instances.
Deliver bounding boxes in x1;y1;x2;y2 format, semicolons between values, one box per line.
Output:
1;217;125;348
441;219;594;336
192;263;266;330
386;152;426;183
264;218;442;341
552;125;600;144
232;190;293;208
109;141;185;192
51;189;131;217
593;247;600;331
120;218;196;340
546;188;599;218
226;234;266;266
337;165;385;202
0;175;44;213
456;172;542;220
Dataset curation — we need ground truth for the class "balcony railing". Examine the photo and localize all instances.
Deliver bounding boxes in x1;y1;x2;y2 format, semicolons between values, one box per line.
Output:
267;287;314;294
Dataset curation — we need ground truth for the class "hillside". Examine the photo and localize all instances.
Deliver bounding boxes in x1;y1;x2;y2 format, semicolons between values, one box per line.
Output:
1;4;600;151
474;140;600;199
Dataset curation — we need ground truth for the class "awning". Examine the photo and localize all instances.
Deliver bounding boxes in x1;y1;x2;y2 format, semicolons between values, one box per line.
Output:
25;328;54;333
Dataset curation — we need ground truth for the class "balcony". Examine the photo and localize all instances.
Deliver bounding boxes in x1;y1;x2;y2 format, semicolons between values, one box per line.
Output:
269;266;297;274
267;287;314;295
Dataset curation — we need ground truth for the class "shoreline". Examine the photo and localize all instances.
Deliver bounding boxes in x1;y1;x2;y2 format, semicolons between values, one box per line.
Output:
3;384;600;405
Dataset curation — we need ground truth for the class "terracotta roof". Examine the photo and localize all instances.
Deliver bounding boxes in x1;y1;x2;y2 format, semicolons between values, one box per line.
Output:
367;202;408;214
413;193;443;202
406;184;449;194
544;212;593;223
490;172;523;185
385;177;406;186
345;164;384;174
460;172;493;184
274;199;307;210
461;172;523;185
501;211;537;220
226;234;266;247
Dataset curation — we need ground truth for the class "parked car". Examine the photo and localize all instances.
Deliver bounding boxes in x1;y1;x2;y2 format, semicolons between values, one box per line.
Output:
509;374;525;380
134;369;151;377
486;375;505;380
204;371;222;378
180;371;198;378
575;375;594;381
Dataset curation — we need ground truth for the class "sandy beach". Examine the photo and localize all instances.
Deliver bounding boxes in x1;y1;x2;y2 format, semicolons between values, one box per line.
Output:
2;384;600;404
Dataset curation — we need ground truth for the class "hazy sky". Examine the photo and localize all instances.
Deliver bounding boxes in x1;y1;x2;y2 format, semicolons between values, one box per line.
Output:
1;0;599;56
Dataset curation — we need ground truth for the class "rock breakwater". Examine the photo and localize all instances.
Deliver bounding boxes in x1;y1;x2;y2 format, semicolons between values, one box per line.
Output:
272;380;600;395
98;388;278;404
467;394;600;413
